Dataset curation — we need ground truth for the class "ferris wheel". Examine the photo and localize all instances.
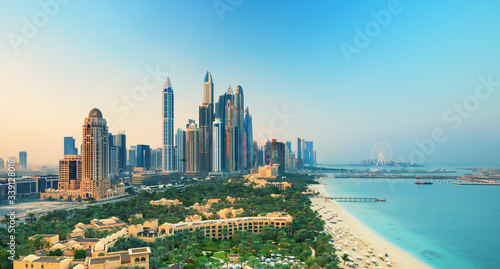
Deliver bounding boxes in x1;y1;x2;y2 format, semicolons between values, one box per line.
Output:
371;142;393;166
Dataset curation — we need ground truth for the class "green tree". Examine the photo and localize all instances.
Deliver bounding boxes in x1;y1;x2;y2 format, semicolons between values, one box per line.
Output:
74;249;86;259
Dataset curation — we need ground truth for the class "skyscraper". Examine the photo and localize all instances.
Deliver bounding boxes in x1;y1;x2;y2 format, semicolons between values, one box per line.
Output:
199;104;213;172
271;139;286;174
215;89;233;172
0;158;4;170
199;71;214;172
109;146;118;176
58;155;82;191
163;72;175;171
136;145;151;171
234;85;244;170
243;107;253;169
113;132;127;173
175;129;186;173
81;108;110;199
212;118;223;172
296;138;303;168
225;90;236;172
19;151;27;171
264;140;272;165
128;146;136;167
64;137;78;155
186;121;199;173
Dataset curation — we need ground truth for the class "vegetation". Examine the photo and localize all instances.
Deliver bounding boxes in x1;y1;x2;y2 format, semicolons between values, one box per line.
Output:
0;173;339;268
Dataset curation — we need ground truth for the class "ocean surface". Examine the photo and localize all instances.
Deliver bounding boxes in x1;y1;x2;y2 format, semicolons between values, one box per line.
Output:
321;165;500;269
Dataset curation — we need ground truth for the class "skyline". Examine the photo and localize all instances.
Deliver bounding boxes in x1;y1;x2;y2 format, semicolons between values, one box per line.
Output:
1;1;500;166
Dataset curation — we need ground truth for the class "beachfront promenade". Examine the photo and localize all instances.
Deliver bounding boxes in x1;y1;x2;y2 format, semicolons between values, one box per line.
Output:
317;196;386;202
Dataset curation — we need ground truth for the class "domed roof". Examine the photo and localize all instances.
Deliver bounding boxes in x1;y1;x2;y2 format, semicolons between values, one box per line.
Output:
73;244;83;250
89;108;103;118
74;264;86;269
110;216;119;221
103;219;116;225
111;233;118;240
51;243;65;250
106;235;112;242
66;240;77;246
76;222;85;227
73;227;83;233
24;255;38;262
94;242;105;251
99;238;106;245
235;85;243;93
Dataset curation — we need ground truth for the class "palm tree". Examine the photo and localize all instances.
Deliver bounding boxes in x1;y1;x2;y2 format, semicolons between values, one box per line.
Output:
223;257;231;269
341;253;349;265
26;213;37;226
237;255;246;268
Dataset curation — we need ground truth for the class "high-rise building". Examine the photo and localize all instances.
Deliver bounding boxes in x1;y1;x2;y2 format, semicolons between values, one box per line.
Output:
199;71;214;172
0;158;4;170
186;121;199;173
313;150;317;165
128;146;136;167
305;141;314;165
212;118;223;172
252;141;260;168
59;155;82;191
175;129;186;173
224;90;236;172
296;138;303;168
64;137;78;155
109;146;118;176
214;89;233;172
151;149;157;170
234;85;244;170
286;141;292;155
271;139;286;174
136;145;151;171
256;145;264;168
199;104;213;172
113;132;127;173
163;72;175;171
264;141;272;165
81;108;110;199
243;107;253;169
19;151;27;171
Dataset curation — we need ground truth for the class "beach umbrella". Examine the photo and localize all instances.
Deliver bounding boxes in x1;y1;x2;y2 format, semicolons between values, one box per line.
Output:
385;258;390;262
387;261;392;266
366;253;370;257
349;257;353;261
379;254;383;258
377;266;382;269
372;258;377;263
344;242;348;246
357;255;361;260
366;260;370;264
344;251;348;254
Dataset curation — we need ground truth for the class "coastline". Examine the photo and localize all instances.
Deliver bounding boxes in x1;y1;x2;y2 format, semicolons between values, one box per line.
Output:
308;183;433;269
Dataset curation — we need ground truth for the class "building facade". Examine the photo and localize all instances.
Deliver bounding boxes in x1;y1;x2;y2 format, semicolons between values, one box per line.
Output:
163;73;175;171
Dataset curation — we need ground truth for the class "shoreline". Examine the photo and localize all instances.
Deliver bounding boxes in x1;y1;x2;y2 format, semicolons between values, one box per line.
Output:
308;183;433;269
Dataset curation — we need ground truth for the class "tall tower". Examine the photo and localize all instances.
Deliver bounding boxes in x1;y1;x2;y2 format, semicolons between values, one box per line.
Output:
19;151;27;171
113;132;127;173
163;71;175;171
64;137;78;155
186;121;199;173
212;118;223;172
81;108;110;199
175;129;186;173
243;107;253;169
225;90;235;172
199;71;214;172
234;85;244;170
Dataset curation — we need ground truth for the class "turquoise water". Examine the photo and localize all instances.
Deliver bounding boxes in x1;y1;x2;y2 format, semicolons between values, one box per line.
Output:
322;174;500;269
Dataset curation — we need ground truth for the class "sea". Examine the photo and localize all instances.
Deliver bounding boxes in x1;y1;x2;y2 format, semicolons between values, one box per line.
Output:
320;164;500;269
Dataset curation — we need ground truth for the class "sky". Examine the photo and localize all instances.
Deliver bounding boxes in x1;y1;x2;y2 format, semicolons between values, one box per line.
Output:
0;0;499;167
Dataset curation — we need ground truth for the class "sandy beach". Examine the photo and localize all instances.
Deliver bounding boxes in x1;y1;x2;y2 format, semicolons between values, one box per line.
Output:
308;184;432;269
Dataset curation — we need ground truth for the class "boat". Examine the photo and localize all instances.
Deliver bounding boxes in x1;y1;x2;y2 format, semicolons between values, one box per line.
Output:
415;180;433;185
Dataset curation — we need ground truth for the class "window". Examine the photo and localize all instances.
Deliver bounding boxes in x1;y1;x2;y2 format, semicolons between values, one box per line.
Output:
135;258;140;263
141;257;146;262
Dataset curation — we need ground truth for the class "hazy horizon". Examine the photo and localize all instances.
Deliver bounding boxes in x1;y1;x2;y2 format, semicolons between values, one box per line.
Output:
1;1;499;167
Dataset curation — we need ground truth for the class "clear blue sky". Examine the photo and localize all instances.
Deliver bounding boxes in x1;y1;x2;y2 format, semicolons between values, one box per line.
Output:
1;0;499;166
